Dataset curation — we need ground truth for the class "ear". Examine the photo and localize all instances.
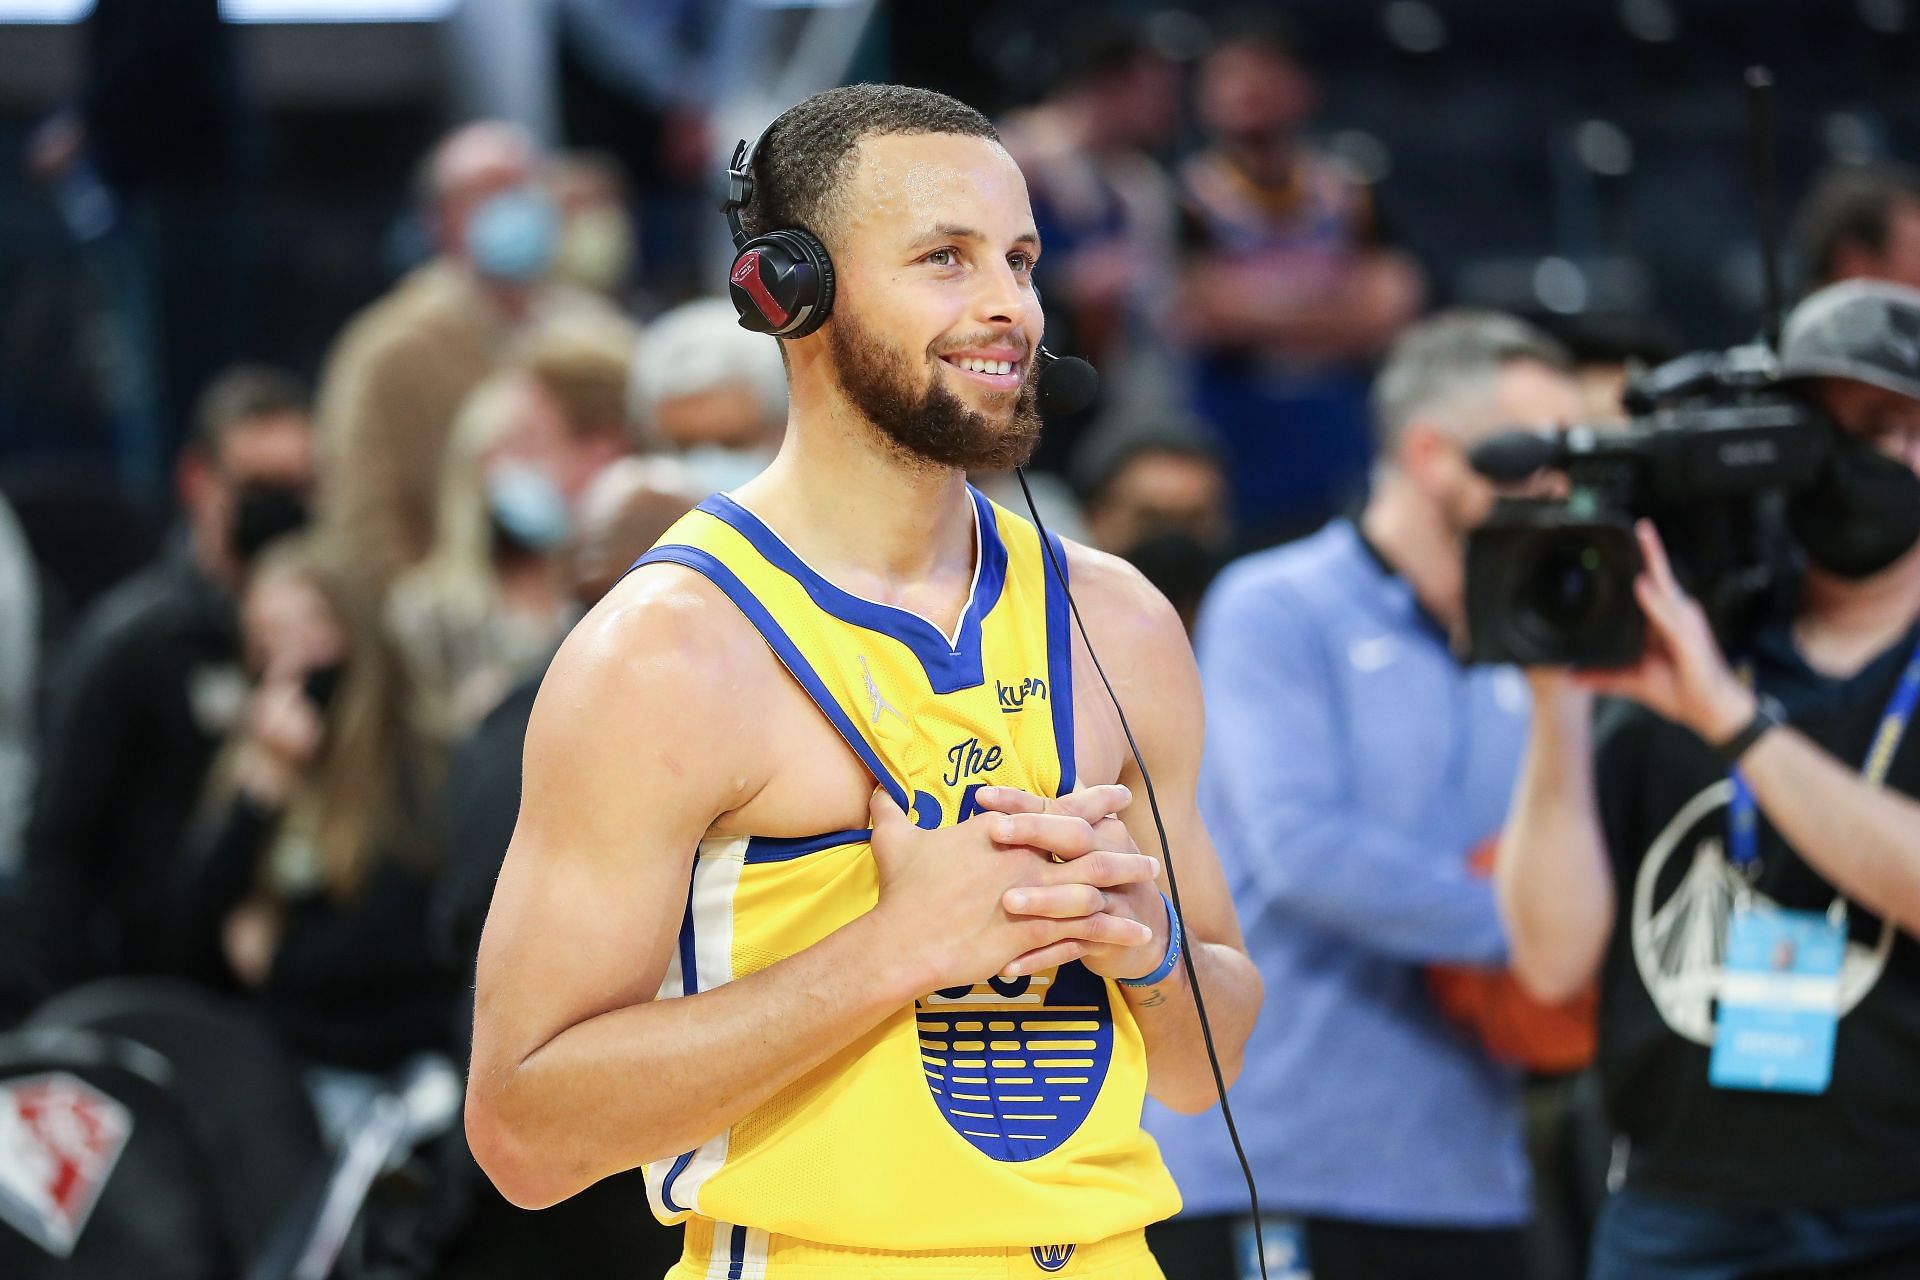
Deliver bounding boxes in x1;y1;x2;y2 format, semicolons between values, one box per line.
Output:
1396;420;1453;489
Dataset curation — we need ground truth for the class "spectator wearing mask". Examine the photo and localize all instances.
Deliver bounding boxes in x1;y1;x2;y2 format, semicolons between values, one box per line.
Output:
1174;14;1424;543
1499;282;1920;1279
1077;429;1233;632
16;366;313;1001
1797;163;1920;292
1147;313;1585;1280
550;150;640;305
0;492;35;873
314;121;628;587
628;297;786;498
387;319;635;747
1080;429;1233;557
174;535;454;1131
420;459;697;1280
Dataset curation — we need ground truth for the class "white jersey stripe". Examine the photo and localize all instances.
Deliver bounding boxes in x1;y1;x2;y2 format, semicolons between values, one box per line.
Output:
643;837;747;1222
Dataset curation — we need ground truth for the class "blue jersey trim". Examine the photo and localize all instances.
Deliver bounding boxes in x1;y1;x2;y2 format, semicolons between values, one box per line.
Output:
660;873;701;1214
660;1150;695;1215
632;545;910;810
727;1224;747;1279
1042;529;1077;794
693;487;1009;695
676;872;699;994
744;828;872;863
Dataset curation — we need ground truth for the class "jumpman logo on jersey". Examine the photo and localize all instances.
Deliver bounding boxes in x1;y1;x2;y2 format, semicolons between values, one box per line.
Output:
859;655;909;730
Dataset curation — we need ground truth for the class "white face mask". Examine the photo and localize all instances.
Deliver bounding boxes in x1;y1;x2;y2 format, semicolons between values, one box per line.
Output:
678;445;776;498
486;460;572;550
465;187;560;284
554;205;635;293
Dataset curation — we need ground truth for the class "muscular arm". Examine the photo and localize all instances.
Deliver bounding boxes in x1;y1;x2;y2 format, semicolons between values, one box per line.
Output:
466;571;913;1208
1069;546;1263;1115
1493;677;1616;1003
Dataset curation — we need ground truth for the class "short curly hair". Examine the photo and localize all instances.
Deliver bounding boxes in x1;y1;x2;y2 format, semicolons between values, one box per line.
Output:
742;84;999;247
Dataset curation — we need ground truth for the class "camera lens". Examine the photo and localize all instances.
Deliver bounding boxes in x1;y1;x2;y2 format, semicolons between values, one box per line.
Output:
1512;534;1619;650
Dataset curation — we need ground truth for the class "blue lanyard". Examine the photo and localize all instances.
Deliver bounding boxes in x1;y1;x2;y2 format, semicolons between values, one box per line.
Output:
1728;640;1920;872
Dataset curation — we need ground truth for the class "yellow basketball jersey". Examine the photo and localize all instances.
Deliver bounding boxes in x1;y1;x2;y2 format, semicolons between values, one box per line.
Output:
628;486;1180;1251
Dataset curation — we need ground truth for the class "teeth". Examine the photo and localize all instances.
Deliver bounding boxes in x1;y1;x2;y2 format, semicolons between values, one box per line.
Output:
956;357;1015;375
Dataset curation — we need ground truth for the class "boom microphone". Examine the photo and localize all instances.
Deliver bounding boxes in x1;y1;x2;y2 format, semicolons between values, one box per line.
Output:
1036;346;1099;415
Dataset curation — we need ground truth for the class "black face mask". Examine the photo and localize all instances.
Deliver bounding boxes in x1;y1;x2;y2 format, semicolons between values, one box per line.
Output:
301;662;346;713
230;485;311;565
1789;433;1920;579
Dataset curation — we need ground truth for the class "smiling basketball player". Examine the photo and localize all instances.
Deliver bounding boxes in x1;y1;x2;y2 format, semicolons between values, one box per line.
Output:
466;85;1261;1279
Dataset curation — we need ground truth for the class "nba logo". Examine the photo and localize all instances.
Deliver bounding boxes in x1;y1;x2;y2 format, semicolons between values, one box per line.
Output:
1031;1243;1075;1272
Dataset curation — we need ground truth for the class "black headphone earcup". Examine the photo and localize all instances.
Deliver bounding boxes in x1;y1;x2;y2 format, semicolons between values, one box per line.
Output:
794;230;835;335
728;229;836;338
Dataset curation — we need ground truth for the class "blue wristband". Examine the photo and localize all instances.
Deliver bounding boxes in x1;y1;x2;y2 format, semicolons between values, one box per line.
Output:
1117;893;1182;988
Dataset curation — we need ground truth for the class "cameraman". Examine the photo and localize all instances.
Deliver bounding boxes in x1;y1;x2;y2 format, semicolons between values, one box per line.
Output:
1497;279;1920;1279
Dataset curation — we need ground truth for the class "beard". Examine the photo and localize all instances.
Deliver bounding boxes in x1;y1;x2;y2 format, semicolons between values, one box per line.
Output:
826;308;1042;472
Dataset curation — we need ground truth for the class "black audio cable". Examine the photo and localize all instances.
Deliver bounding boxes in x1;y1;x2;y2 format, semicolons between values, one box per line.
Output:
1019;348;1270;1279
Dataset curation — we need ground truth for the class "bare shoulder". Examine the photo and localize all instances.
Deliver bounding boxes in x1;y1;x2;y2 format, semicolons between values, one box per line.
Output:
523;561;777;822
1061;540;1191;667
1059;541;1204;787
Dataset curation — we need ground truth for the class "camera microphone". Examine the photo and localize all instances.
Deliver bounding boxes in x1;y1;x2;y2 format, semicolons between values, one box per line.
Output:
1036;347;1099;415
1469;429;1565;482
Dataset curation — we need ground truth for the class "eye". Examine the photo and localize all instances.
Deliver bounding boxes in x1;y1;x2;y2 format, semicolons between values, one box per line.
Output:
1009;251;1036;274
924;246;960;267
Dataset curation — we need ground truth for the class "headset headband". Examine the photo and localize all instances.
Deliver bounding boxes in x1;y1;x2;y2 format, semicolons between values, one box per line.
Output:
721;122;775;252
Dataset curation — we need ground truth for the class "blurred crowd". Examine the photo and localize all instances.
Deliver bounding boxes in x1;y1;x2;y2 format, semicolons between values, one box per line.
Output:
3;4;1920;1279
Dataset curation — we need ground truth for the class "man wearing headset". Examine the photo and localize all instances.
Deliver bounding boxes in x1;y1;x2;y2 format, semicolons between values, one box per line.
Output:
1497;280;1920;1279
466;85;1261;1279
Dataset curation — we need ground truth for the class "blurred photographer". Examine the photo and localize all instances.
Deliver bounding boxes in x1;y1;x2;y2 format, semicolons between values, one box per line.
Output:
1497;280;1920;1279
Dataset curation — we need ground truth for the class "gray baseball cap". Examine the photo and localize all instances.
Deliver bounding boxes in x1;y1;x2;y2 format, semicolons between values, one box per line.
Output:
1779;278;1920;402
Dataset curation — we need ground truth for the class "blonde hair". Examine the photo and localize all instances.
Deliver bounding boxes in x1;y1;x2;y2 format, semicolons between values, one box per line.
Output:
520;315;637;445
401;317;638;623
400;372;524;625
239;536;438;902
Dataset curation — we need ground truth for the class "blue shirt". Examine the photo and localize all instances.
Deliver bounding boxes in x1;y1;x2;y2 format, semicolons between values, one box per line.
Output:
1146;519;1534;1226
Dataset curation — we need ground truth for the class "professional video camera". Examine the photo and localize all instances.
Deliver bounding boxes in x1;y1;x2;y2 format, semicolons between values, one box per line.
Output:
1463;344;1830;667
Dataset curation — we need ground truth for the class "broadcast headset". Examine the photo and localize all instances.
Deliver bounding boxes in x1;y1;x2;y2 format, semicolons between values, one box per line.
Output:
719;116;1272;1276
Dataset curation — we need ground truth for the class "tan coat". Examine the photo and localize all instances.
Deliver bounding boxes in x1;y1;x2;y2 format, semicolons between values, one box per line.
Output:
313;261;621;586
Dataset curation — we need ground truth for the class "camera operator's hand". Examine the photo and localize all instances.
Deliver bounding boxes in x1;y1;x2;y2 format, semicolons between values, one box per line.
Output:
1577;521;1758;743
973;785;1174;983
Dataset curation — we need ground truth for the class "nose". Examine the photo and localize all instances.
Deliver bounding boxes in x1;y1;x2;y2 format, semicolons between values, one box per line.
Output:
972;257;1037;334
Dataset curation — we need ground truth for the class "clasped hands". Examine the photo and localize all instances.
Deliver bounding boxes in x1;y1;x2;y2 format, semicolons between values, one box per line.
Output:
868;782;1172;992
